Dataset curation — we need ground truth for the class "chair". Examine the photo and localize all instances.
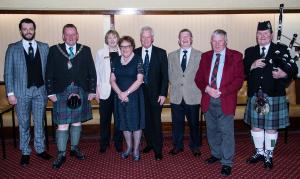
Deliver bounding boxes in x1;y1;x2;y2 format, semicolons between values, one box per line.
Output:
0;81;17;159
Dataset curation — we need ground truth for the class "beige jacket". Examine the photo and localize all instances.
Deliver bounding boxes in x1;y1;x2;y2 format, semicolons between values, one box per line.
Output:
168;48;202;105
95;45;121;99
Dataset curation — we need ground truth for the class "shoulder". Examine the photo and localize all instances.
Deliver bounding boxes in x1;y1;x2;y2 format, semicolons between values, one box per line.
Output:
36;41;49;48
153;45;167;54
245;45;257;53
168;49;179;57
7;41;21;49
202;50;213;58
191;48;202;56
134;47;142;53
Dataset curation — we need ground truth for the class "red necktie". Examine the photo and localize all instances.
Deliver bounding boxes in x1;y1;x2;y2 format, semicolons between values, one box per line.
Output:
210;53;221;89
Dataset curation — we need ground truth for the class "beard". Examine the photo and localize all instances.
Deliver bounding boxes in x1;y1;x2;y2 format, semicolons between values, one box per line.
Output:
21;32;35;41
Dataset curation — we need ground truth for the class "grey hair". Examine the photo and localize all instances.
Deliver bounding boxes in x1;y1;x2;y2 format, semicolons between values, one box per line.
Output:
140;26;154;37
211;29;227;41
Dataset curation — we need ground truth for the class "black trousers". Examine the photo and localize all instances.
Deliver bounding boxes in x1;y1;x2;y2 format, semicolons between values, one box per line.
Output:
171;100;200;150
143;85;163;155
99;92;123;149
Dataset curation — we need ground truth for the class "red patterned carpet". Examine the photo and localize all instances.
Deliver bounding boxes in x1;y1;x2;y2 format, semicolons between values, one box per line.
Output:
1;133;300;179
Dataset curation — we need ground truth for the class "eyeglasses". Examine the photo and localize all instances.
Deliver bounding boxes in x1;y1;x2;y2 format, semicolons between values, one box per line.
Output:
120;45;132;49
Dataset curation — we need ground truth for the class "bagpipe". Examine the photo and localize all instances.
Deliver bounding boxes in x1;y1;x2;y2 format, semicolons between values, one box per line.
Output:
264;4;299;79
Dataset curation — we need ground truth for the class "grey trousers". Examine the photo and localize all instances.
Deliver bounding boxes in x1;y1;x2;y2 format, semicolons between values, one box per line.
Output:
204;97;235;167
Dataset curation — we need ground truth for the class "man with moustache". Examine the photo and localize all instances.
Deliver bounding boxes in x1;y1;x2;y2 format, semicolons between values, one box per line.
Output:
195;29;244;176
46;24;96;169
168;29;202;157
134;26;168;160
4;18;53;167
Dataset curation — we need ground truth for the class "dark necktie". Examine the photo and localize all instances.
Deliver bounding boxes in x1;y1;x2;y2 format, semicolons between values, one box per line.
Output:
261;47;266;58
210;53;221;89
69;46;75;59
143;50;150;84
28;42;34;60
181;50;188;72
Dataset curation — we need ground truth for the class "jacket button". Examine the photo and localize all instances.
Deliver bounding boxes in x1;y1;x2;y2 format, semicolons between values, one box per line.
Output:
181;84;183;86
261;76;263;79
183;75;185;77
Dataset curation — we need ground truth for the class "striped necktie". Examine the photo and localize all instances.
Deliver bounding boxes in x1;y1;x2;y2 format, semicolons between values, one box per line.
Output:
210;53;221;89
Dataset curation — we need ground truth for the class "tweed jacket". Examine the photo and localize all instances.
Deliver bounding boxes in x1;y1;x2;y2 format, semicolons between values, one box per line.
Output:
168;48;202;105
4;40;49;97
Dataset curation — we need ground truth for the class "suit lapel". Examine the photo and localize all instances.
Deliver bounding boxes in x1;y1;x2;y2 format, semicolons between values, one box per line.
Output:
220;48;232;88
174;49;181;72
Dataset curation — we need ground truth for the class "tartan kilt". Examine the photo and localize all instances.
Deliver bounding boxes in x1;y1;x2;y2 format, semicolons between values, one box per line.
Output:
53;84;93;125
244;96;289;130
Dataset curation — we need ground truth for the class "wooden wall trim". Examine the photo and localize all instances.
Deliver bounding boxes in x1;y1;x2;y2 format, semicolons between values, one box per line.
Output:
1;9;300;15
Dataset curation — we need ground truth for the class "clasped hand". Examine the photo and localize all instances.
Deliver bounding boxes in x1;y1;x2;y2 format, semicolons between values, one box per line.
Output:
118;91;129;102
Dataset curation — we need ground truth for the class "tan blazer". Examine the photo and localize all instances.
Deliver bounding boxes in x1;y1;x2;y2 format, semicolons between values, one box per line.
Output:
168;48;202;105
95;45;121;99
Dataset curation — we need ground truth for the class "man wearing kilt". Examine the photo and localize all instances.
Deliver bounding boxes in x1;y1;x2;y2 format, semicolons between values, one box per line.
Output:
244;21;298;170
46;24;97;169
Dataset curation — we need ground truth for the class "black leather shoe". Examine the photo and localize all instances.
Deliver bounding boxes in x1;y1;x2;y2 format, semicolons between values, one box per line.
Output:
37;151;53;160
264;156;273;170
70;147;86;160
52;155;66;170
115;145;123;153
246;153;264;164
169;148;183;155
221;165;232;176
191;149;201;157
20;155;30;166
99;147;107;153
205;156;220;164
155;153;163;161
142;146;153;153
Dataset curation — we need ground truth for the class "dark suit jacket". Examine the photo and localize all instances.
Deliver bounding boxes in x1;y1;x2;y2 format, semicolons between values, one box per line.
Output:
195;48;244;115
134;45;168;105
45;43;96;95
244;42;298;97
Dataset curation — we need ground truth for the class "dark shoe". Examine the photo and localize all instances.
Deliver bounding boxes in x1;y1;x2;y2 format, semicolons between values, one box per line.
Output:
155;153;163;161
246;153;264;164
191;149;201;157
20;155;30;166
52;155;66;170
37;151;53;160
121;148;132;159
264;156;273;170
99;147;107;153
169;148;183;155
142;146;153;153
133;151;140;161
115;145;123;153
221;165;232;176
70;147;85;160
205;156;220;164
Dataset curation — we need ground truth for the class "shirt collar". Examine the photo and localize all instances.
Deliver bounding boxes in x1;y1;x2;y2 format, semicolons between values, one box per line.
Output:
142;45;153;53
22;39;37;47
213;48;226;57
260;43;271;51
181;47;192;53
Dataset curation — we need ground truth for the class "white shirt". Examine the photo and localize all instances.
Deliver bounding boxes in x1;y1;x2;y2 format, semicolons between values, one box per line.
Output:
65;43;76;55
260;43;271;57
180;47;192;67
208;48;226;89
22;39;37;56
142;45;152;63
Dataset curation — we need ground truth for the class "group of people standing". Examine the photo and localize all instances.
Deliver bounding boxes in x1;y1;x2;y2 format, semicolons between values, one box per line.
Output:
4;18;298;177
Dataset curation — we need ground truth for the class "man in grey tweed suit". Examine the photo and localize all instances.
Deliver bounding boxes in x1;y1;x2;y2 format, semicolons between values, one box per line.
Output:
4;18;52;167
168;29;202;157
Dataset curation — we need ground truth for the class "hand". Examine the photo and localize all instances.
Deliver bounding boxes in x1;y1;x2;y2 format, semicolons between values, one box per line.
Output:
205;86;221;98
157;96;166;105
88;93;96;101
250;59;266;70
272;67;287;79
118;92;128;102
49;95;57;102
7;95;17;105
95;90;100;103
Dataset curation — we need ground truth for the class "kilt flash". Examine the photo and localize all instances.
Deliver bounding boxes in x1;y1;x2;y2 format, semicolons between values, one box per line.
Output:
53;84;93;125
244;96;289;130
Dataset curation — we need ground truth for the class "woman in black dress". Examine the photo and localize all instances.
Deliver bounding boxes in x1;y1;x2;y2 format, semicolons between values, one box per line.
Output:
110;36;145;160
